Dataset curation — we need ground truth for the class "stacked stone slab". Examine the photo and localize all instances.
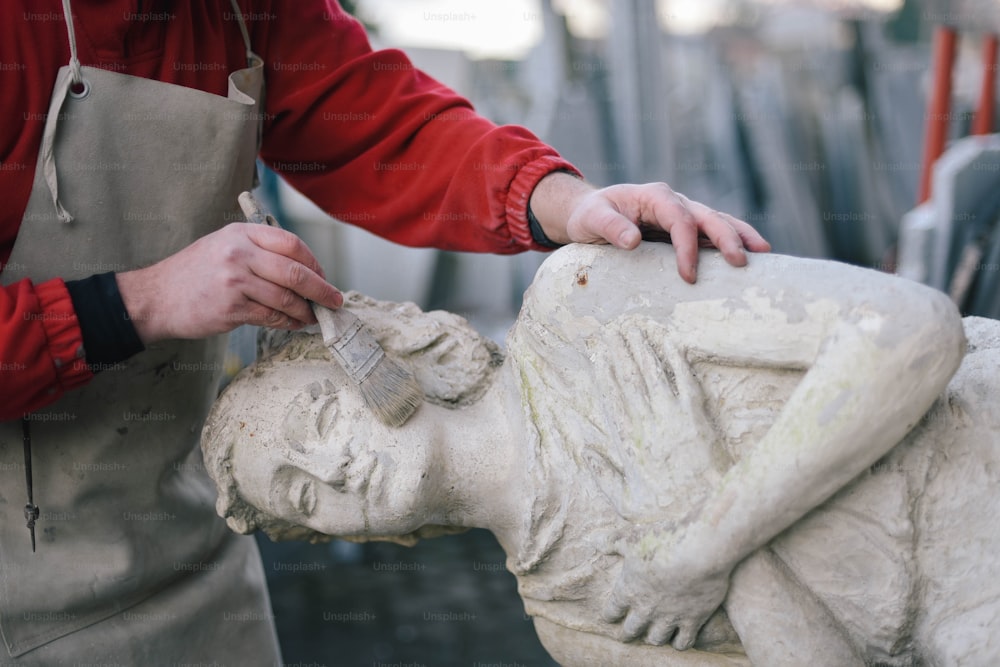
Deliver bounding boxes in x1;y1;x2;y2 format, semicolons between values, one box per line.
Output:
898;134;1000;316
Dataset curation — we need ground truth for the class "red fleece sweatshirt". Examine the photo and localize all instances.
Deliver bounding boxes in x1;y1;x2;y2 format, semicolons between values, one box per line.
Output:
0;0;579;419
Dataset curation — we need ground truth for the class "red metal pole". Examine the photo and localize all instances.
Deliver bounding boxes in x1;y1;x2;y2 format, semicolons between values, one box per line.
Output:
919;26;958;204
973;34;998;135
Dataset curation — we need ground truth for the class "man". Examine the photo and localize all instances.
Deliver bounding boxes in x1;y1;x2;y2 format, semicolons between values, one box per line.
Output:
0;1;767;663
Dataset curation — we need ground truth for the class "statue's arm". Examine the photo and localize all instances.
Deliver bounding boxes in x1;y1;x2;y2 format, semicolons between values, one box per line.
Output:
725;550;864;666
602;257;966;649
669;271;964;576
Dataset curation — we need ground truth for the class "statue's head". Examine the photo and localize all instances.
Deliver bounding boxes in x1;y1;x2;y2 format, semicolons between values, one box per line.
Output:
201;293;503;546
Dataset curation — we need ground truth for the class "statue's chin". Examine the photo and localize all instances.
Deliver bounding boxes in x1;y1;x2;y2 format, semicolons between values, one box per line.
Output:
260;525;469;549
251;519;331;544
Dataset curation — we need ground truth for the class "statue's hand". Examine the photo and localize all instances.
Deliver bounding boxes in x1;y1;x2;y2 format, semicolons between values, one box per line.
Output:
601;533;731;650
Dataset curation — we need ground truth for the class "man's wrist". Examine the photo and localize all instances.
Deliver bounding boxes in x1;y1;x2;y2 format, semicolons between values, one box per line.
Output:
116;267;163;345
528;170;593;247
526;203;564;249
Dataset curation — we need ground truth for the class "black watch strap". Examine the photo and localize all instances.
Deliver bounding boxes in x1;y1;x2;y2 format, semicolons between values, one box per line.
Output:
527;204;564;249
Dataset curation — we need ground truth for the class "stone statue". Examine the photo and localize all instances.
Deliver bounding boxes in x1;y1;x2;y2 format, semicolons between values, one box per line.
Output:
202;243;996;666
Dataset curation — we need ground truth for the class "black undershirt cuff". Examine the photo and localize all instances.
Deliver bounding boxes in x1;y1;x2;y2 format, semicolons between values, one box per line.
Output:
65;272;145;371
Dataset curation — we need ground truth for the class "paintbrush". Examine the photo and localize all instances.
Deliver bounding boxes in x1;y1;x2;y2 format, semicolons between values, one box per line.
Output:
237;191;423;427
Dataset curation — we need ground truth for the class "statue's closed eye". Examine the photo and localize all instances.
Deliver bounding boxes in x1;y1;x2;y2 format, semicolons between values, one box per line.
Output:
288;477;318;517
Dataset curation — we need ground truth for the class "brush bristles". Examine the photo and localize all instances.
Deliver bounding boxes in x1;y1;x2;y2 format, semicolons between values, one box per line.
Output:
358;357;423;427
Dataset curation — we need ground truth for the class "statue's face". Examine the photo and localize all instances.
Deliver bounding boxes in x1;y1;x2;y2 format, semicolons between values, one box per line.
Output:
230;373;435;539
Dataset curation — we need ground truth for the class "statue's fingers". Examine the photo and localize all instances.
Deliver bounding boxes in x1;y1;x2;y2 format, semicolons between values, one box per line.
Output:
671;623;700;651
646;621;677;646
621;610;651;640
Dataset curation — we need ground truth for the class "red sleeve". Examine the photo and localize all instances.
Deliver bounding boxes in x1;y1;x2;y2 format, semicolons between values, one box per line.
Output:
0;278;93;420
255;0;582;254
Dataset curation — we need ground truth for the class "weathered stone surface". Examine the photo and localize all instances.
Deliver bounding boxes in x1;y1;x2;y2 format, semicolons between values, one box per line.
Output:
203;243;995;666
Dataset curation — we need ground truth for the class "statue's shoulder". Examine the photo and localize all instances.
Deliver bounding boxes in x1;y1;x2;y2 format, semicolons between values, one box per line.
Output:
963;316;1000;355
948;316;1000;410
535;244;952;308
534;243;685;283
534;243;874;294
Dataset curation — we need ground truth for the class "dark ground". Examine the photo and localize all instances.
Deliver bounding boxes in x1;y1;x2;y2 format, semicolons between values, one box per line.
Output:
258;529;560;667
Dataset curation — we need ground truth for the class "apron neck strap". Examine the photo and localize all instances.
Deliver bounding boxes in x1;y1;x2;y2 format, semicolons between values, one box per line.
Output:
45;0;260;224
228;0;256;67
60;1;256;74
60;0;83;86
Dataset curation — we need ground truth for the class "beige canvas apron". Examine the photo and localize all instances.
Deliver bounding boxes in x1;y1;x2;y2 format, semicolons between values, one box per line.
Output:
0;1;281;662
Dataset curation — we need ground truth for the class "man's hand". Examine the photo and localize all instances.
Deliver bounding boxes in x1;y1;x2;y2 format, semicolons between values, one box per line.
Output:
117;222;343;344
529;173;770;283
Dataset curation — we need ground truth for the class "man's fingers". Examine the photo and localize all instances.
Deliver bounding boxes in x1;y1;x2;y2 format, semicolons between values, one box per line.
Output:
232;300;306;330
248;252;342;313
663;217;699;284
579;207;641;249
568;184;770;285
239;275;317;325
245;223;330;280
680;198;747;267
122;222;344;342
609;214;642;249
726;213;771;252
242;227;342;311
645;192;700;283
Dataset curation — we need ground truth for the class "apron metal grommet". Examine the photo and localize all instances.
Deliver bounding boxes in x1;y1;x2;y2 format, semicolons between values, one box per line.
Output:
69;79;90;99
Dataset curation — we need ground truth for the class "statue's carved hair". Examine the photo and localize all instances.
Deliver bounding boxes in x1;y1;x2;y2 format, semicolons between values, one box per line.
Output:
202;292;503;545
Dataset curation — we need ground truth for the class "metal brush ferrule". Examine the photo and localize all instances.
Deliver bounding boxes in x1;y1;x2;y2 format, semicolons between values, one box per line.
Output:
315;305;383;382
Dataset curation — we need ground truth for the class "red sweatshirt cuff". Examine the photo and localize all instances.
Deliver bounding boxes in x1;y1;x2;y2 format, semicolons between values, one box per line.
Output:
34;279;93;391
506;156;584;252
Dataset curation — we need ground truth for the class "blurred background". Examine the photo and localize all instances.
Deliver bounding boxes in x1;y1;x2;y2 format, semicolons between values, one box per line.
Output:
242;0;1000;664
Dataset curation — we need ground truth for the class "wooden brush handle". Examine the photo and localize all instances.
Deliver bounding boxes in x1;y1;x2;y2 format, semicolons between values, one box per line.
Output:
237;191;279;228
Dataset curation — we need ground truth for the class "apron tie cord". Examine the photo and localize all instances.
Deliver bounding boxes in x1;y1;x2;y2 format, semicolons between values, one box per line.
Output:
38;75;75;225
38;0;82;224
61;0;83;86
228;0;264;178
229;0;255;68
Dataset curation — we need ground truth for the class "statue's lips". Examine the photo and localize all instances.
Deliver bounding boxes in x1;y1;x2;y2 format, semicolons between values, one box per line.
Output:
293;476;317;516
